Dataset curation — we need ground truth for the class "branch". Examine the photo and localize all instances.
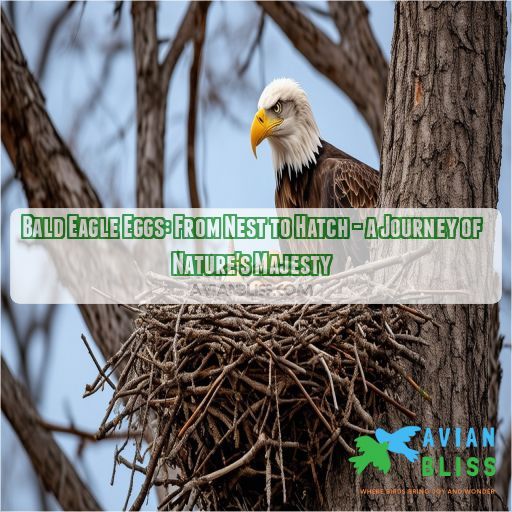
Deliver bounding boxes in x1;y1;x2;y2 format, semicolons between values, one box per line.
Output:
237;9;265;76
1;357;101;511
36;1;76;82
1;9;100;208
186;2;210;208
1;8;133;359
131;2;210;210
160;2;202;91
37;418;136;442
257;1;387;149
131;2;165;208
1;289;58;403
68;38;128;151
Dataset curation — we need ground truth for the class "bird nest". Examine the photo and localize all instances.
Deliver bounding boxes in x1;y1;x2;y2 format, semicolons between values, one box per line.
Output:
86;303;433;510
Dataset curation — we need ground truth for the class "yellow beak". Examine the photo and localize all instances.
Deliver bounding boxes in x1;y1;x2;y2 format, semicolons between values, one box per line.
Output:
250;108;282;157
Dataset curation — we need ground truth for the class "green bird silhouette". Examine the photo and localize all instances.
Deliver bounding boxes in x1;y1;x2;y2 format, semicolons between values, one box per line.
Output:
349;436;391;474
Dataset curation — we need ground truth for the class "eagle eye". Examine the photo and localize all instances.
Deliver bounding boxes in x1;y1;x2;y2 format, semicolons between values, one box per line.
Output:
272;101;282;114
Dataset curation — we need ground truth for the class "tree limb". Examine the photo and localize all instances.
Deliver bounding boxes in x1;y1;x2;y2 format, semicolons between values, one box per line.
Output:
68;38;128;151
186;2;210;208
1;9;100;209
1;357;101;511
257;1;387;149
237;9;265;77
1;8;133;359
160;2;202;92
37;418;136;442
36;1;76;82
0;11;198;505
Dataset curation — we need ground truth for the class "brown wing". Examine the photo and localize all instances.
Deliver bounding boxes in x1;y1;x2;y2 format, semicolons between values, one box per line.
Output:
319;157;380;208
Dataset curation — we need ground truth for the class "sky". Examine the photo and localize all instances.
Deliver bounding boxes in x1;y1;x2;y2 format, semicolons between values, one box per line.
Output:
1;1;510;510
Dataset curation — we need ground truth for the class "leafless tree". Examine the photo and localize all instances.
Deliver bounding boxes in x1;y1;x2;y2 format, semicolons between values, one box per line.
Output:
1;1;508;510
323;3;507;509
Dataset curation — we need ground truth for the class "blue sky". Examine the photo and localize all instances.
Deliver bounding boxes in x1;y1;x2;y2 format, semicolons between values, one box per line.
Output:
1;2;510;509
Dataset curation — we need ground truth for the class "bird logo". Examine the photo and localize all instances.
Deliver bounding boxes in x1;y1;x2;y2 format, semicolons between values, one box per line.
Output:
349;426;421;474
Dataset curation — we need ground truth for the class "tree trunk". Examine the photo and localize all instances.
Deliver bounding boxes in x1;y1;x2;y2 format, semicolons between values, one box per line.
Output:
323;2;506;510
132;2;166;208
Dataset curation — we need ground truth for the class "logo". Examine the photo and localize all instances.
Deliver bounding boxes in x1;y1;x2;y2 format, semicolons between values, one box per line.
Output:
349;426;421;474
348;426;496;478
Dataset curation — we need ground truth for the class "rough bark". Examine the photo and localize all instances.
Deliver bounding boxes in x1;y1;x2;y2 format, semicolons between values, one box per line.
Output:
132;2;166;208
258;1;388;149
323;3;506;510
132;1;207;209
1;357;101;511
1;8;133;360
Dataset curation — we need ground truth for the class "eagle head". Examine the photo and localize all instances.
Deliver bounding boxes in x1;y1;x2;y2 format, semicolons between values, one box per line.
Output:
251;78;321;179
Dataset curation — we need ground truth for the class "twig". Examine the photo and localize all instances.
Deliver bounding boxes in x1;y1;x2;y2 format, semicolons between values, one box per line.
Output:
319;356;339;410
129;398;181;510
178;370;226;438
37;418;135;442
82;334;116;390
397;304;441;328
186;2;210;208
353;327;368;393
363;380;417;420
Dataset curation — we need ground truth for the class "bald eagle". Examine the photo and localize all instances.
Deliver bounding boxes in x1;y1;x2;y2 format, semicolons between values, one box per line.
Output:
250;78;380;209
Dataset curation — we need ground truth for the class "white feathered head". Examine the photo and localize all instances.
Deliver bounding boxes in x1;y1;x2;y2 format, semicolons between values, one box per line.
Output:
250;78;321;178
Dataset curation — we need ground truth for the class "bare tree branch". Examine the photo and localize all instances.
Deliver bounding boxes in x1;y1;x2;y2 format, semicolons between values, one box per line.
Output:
1;289;57;403
113;1;124;30
37;418;136;443
186;2;210;208
68;38;128;151
4;0;16;29
237;9;265;77
1;8;99;208
1;357;101;511
1;8;133;359
257;1;387;149
160;2;202;92
36;1;77;82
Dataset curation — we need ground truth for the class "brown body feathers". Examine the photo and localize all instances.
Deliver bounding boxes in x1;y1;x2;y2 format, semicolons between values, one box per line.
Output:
275;140;380;209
